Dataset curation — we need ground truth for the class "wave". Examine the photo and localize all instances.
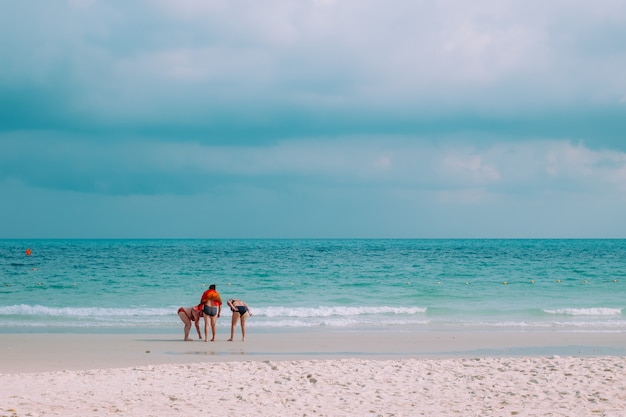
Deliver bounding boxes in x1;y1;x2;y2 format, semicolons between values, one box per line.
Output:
0;304;427;319
0;304;430;329
543;308;622;316
0;304;173;317
2;304;624;331
256;306;427;318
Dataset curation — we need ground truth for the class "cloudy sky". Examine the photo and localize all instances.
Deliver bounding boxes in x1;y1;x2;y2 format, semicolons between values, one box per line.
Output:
2;0;626;238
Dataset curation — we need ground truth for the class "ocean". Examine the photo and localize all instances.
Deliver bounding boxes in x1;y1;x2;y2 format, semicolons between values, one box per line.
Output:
0;239;624;334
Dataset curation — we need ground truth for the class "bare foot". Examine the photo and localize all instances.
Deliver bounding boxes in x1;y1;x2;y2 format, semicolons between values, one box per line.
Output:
227;338;233;341
184;338;193;341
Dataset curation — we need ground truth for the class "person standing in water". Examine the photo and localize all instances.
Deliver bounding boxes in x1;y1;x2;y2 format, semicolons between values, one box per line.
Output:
177;305;203;341
226;298;252;341
199;284;222;342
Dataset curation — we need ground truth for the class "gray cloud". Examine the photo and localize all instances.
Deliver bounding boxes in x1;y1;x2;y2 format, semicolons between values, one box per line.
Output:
1;0;625;145
2;0;626;238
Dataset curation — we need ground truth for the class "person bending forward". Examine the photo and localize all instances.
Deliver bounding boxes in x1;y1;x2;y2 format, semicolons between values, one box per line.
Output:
227;299;252;341
177;305;203;341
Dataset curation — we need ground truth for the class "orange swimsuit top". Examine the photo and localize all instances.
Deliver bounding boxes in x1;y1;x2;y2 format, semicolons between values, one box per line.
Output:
200;289;222;306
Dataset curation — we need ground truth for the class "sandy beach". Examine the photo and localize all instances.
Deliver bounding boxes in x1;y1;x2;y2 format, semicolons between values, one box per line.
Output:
2;330;625;416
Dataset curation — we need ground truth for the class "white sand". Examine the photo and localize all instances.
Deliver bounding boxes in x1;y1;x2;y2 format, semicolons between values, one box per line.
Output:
2;331;626;416
2;357;625;416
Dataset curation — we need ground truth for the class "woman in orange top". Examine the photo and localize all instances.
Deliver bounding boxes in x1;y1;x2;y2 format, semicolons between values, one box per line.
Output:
199;284;222;342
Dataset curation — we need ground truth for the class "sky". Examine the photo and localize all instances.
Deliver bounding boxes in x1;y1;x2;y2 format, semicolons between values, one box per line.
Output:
1;0;626;239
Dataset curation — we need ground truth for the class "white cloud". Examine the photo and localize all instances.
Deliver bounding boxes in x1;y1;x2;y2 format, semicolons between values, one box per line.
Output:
374;155;392;171
5;131;626;198
3;0;626;238
3;0;625;136
95;137;626;194
442;152;501;183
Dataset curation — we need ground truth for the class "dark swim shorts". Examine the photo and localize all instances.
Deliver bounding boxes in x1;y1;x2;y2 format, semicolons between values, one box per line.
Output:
236;306;248;315
203;306;218;316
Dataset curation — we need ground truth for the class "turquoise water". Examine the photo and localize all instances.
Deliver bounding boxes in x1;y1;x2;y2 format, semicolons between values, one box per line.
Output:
0;239;624;333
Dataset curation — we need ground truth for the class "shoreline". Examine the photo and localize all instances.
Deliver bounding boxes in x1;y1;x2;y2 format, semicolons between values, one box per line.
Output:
2;328;625;373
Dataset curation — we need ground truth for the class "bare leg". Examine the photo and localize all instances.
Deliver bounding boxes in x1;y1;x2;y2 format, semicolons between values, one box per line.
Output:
204;316;210;342
178;311;193;341
228;312;240;341
210;316;217;341
240;313;247;341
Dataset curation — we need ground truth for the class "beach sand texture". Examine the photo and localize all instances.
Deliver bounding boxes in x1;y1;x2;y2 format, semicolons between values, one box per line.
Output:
1;332;625;416
2;357;625;416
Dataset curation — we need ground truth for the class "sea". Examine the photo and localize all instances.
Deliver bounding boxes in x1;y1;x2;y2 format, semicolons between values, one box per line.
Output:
0;239;624;334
